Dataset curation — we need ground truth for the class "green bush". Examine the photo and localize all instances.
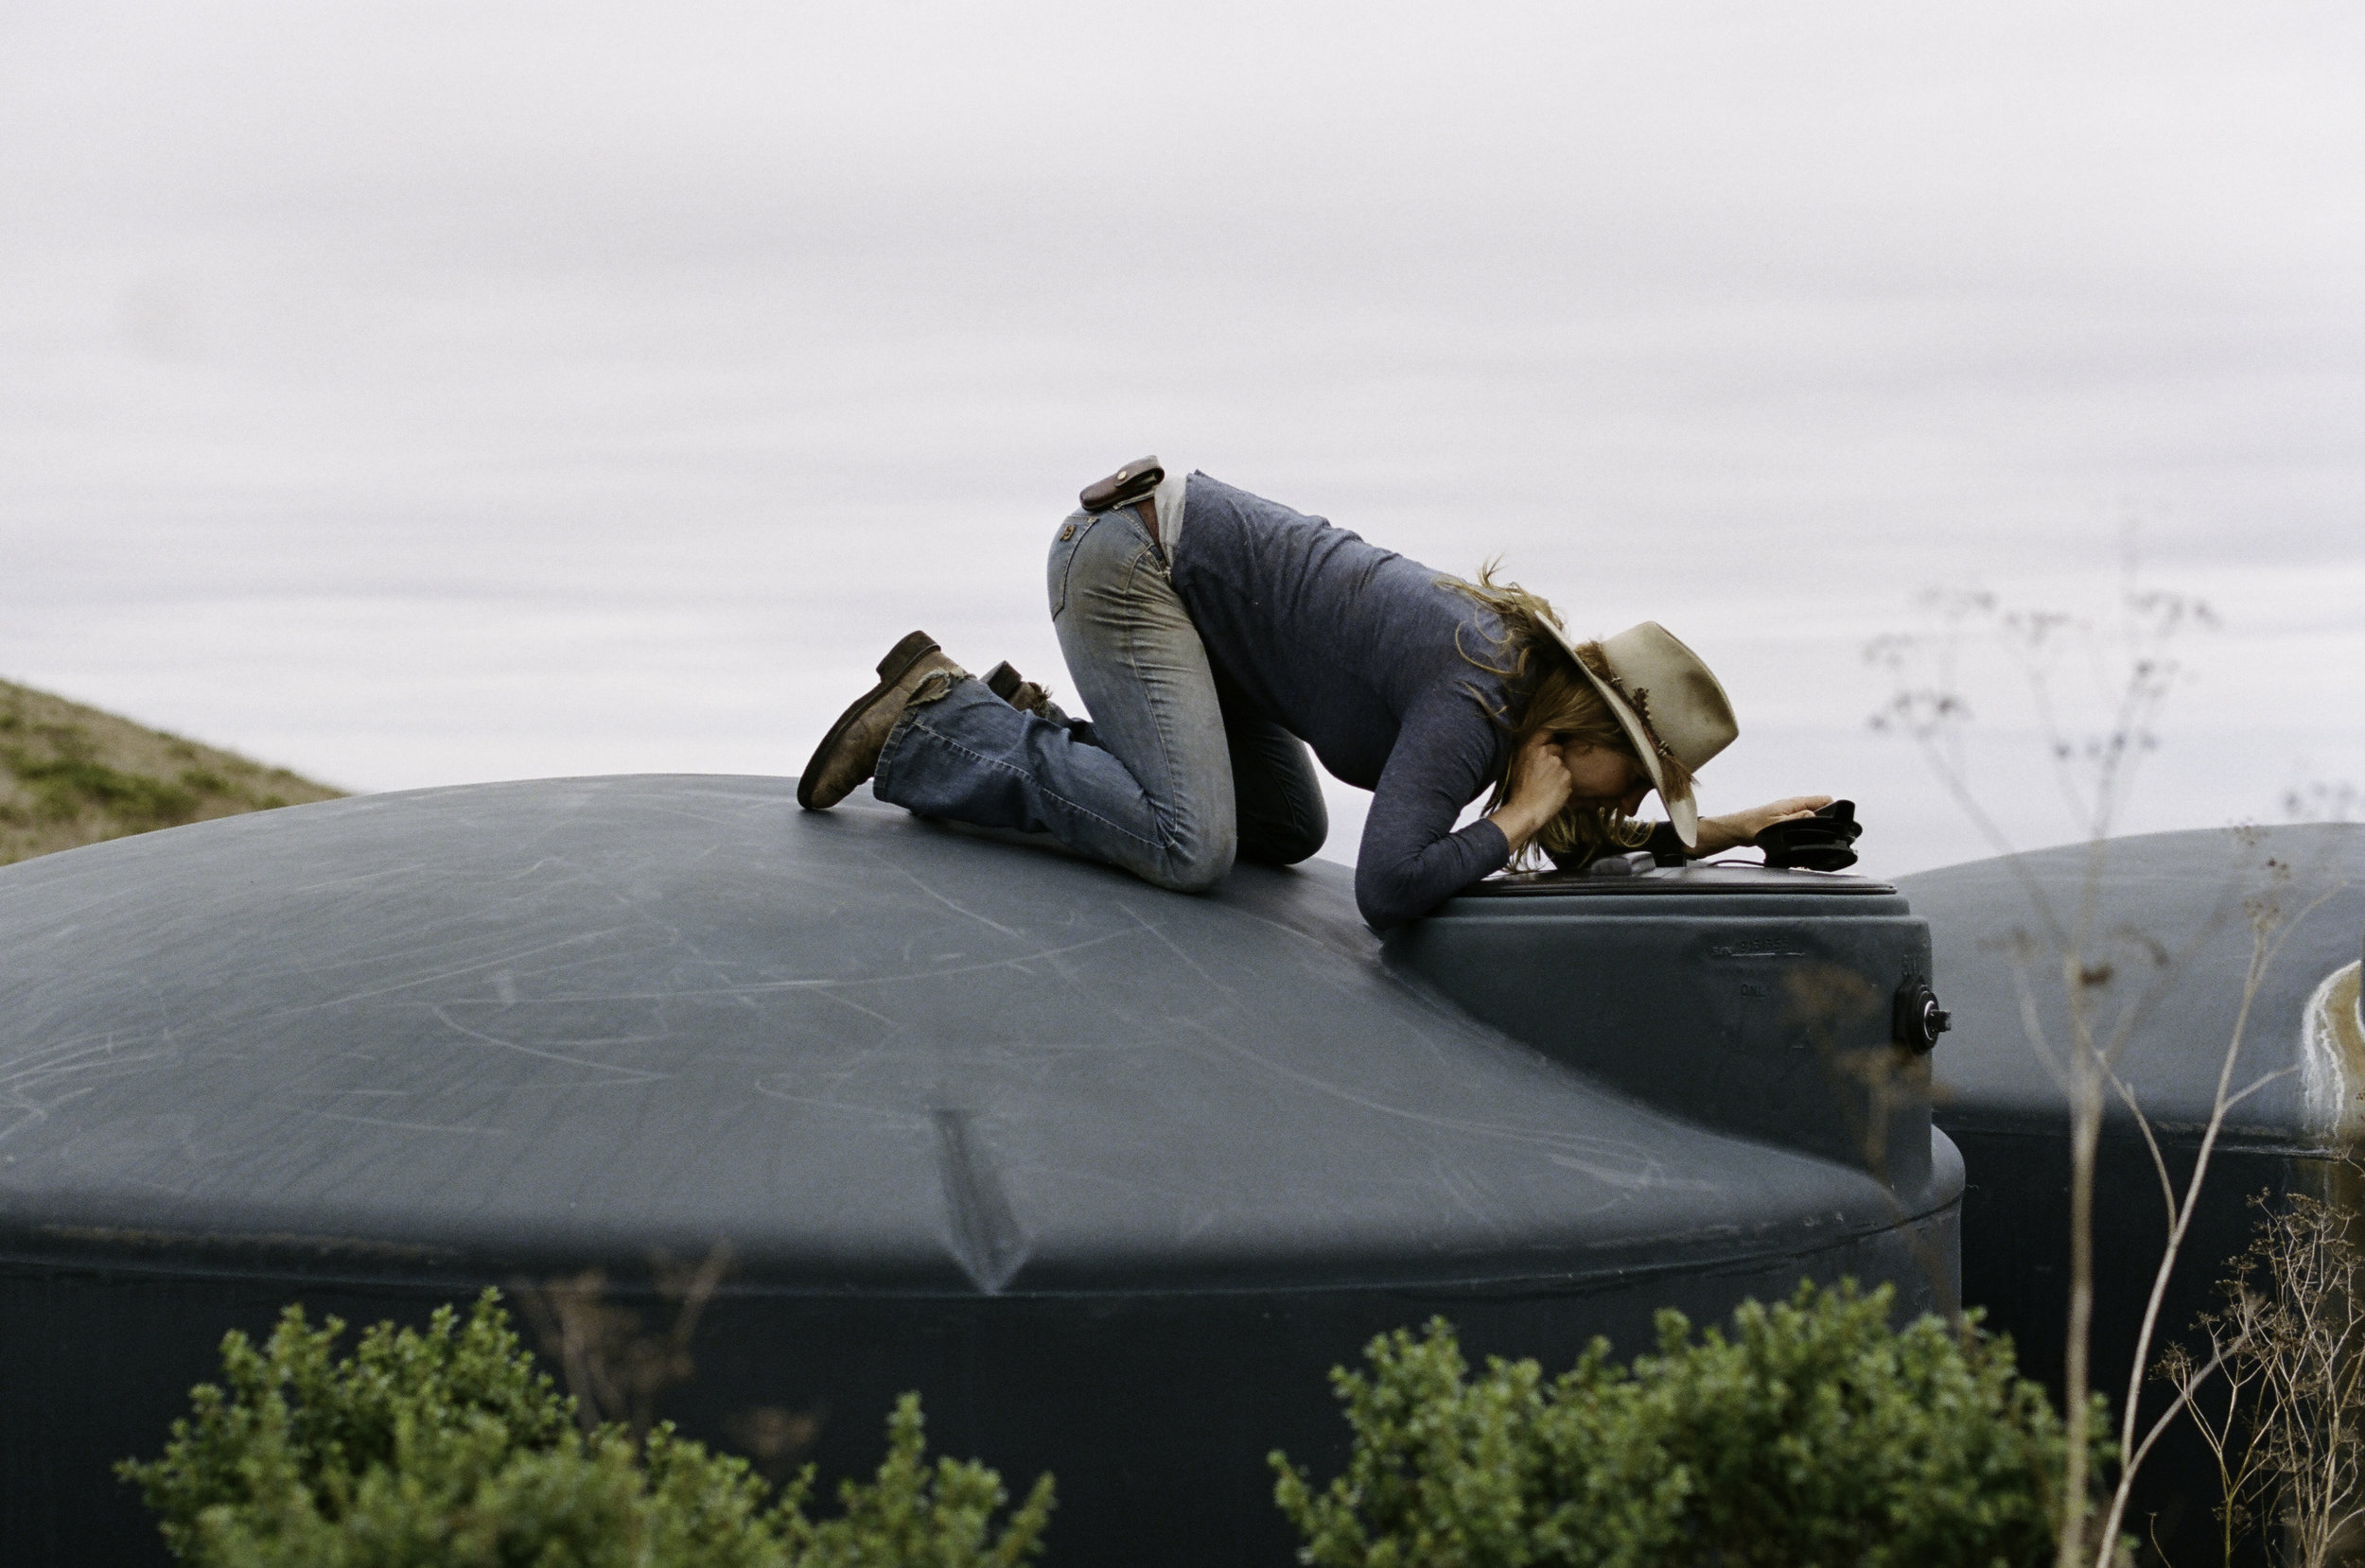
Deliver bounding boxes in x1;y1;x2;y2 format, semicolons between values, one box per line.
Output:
1272;1280;2115;1568
121;1291;1053;1568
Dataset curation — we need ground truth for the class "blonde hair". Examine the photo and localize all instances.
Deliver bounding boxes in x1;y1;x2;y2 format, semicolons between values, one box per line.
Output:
1445;563;1684;867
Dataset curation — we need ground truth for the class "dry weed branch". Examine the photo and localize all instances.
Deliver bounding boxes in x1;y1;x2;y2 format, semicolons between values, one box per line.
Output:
1865;560;2348;1567
511;1244;733;1443
2164;1193;2365;1567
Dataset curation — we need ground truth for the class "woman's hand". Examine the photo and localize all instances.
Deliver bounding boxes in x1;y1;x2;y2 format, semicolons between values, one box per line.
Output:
1485;731;1575;854
1693;795;1833;856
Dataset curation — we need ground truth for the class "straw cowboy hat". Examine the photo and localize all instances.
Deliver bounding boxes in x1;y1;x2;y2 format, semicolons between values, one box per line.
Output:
1543;620;1738;850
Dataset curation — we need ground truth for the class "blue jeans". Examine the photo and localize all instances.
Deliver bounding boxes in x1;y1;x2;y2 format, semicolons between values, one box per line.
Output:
871;506;1327;891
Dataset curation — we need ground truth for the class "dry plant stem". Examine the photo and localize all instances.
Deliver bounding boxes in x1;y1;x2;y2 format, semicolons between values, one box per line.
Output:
2126;1339;2243;1538
2288;1223;2365;1565
2095;975;2278;1555
512;1245;734;1442
2092;875;2339;1561
1866;578;2220;1568
2059;828;2115;1567
2260;1197;2365;1568
2056;840;2141;1568
2060;1092;2097;1568
2183;1195;2365;1568
2164;1299;2272;1568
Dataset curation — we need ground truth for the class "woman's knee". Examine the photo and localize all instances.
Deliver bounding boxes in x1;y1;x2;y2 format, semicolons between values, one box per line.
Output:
1234;768;1329;866
1238;814;1327;867
1138;823;1236;894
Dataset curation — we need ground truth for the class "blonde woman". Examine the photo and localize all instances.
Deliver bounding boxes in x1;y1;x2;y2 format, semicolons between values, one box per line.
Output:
800;462;1828;929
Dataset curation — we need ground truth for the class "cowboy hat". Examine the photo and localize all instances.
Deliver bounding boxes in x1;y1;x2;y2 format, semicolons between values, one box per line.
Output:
1541;620;1738;850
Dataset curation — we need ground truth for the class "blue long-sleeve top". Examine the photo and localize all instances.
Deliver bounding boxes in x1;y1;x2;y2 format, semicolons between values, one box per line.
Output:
1167;474;1515;930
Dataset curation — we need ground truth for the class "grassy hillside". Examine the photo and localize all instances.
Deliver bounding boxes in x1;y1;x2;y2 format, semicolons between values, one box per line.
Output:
0;679;344;867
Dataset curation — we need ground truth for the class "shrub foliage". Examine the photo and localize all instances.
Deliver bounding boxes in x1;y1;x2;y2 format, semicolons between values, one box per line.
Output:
0;677;342;866
120;1291;1053;1568
1272;1281;2115;1568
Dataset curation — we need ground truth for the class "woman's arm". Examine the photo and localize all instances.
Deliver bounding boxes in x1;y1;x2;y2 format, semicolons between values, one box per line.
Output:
1484;730;1574;857
1354;690;1514;931
1550;796;1835;870
1687;796;1832;856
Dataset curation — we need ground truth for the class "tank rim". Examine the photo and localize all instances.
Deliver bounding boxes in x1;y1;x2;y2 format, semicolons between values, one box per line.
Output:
1463;862;1896;897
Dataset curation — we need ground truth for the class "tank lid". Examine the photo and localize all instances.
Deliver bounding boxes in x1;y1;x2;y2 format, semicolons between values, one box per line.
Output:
1905;825;2365;1135
1464;862;1897;898
0;775;1917;1297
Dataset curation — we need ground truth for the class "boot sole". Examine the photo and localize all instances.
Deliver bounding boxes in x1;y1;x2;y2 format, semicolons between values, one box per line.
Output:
796;630;941;810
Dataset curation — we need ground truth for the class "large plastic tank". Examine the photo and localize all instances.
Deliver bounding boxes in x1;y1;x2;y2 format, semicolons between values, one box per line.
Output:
1904;825;2365;1563
0;776;1962;1567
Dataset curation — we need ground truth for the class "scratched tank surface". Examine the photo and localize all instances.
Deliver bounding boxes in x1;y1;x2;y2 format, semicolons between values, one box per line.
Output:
0;775;1960;1568
1905;825;2365;1564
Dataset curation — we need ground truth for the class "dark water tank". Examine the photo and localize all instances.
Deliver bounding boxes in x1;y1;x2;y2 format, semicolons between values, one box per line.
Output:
0;776;1961;1567
1904;825;2365;1563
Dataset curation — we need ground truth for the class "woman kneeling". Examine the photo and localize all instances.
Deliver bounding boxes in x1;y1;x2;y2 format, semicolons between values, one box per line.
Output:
798;463;1827;931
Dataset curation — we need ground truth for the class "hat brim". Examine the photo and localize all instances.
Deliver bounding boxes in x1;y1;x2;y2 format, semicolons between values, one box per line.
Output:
1543;621;1701;852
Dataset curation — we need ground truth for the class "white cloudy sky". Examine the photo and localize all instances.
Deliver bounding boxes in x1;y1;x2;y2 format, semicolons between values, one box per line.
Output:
3;2;2359;876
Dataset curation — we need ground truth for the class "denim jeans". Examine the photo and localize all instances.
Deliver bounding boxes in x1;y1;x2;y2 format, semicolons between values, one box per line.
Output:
871;505;1327;891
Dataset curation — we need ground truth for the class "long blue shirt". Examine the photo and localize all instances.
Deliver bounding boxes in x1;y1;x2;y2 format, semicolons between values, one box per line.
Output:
1168;474;1514;930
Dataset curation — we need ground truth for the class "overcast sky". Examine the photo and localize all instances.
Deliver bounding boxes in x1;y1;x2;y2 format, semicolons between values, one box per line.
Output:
3;2;2359;875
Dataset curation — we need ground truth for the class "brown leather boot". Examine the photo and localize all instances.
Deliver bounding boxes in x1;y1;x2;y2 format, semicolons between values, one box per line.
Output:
797;631;965;809
982;660;1055;718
